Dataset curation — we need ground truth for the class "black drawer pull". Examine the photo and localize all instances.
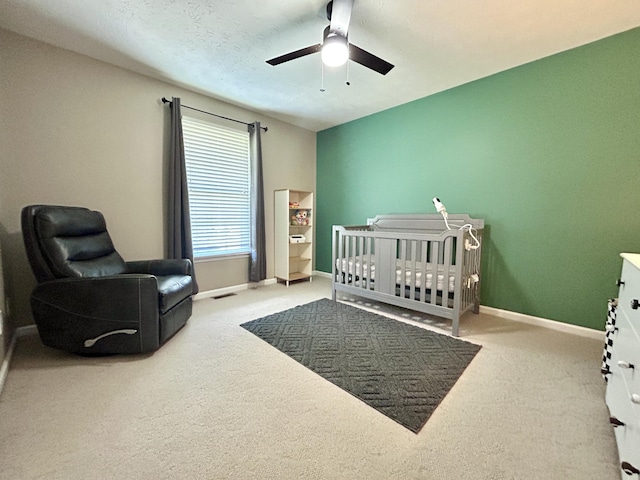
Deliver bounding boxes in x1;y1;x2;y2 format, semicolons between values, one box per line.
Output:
617;279;626;287
632;299;639;310
610;416;625;427
622;461;640;475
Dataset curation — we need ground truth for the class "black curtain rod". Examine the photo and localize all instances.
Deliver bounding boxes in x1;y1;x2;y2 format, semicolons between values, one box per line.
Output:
162;97;267;132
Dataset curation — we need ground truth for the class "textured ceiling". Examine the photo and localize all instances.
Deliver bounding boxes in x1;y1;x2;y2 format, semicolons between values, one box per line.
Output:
1;0;639;131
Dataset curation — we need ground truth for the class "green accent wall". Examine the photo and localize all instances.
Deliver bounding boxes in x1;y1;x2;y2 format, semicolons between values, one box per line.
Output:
316;27;640;330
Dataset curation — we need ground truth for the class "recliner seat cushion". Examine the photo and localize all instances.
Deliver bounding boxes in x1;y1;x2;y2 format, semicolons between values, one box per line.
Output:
34;207;127;278
156;275;193;313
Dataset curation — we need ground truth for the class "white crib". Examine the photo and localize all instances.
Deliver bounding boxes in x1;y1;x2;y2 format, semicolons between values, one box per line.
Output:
332;214;484;336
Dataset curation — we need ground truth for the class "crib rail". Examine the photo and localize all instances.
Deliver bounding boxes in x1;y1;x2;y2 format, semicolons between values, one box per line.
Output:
331;214;483;336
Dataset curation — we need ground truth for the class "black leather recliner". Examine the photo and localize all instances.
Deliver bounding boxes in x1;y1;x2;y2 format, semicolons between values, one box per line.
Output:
21;205;193;355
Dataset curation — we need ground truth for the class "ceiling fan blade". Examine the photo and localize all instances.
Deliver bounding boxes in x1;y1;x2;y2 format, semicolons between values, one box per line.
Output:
349;44;394;75
266;44;322;66
328;0;353;37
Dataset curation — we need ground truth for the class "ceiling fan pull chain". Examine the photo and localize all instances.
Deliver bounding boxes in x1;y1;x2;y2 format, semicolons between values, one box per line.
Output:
320;61;326;92
346;58;351;86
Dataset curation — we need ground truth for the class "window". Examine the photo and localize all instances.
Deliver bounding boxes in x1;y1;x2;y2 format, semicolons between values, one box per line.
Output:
182;115;251;259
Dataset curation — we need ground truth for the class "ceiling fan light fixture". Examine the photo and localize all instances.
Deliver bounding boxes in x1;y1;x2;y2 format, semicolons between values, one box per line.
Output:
321;33;349;67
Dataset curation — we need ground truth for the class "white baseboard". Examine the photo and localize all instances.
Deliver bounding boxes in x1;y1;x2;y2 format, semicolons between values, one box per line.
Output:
479;305;604;340
194;278;278;301
0;325;38;398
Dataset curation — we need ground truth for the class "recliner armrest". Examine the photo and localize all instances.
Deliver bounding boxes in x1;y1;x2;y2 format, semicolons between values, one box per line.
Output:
126;259;192;277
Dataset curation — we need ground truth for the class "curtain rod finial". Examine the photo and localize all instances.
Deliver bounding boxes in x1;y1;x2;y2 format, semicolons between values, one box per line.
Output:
162;97;171;104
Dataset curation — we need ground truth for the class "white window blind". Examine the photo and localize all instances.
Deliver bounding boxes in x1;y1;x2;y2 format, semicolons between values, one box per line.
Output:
182;115;251;258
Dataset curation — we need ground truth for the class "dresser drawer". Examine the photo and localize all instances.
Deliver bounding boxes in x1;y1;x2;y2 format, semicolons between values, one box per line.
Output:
609;309;640;402
608;365;640;476
613;421;640;477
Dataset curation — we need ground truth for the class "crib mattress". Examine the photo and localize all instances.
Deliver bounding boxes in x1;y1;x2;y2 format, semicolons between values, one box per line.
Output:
336;258;456;292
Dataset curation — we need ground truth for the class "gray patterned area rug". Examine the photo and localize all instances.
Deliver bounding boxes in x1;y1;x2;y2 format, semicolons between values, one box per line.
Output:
240;298;481;433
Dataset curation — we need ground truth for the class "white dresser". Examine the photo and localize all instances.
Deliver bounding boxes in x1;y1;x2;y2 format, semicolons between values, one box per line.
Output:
606;253;640;477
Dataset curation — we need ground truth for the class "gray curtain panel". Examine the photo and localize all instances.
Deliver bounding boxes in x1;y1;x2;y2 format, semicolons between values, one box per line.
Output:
249;121;267;282
168;97;199;294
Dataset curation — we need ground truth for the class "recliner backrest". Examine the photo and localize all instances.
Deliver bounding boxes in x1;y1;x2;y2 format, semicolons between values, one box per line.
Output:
22;205;127;282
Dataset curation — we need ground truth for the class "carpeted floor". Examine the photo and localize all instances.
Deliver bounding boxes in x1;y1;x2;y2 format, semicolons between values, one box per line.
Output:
0;277;620;479
241;298;481;432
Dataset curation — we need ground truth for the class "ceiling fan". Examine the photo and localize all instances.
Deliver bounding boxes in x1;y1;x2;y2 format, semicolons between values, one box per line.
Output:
266;0;394;75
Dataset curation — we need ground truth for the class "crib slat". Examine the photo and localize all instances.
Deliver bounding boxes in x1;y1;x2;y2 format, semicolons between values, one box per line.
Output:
347;235;351;286
402;242;407;299
337;230;344;286
357;236;364;288
332;227;338;300
443;237;453;307
352;235;362;287
365;237;372;290
372;237;380;291
409;240;417;300
429;241;439;305
420;241;428;302
399;239;407;297
351;235;356;286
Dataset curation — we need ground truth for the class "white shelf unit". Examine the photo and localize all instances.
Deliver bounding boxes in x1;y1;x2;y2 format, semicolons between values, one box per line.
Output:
275;189;314;286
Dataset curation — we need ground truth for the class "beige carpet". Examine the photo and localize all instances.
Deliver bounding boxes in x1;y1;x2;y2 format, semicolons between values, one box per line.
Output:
0;276;619;479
